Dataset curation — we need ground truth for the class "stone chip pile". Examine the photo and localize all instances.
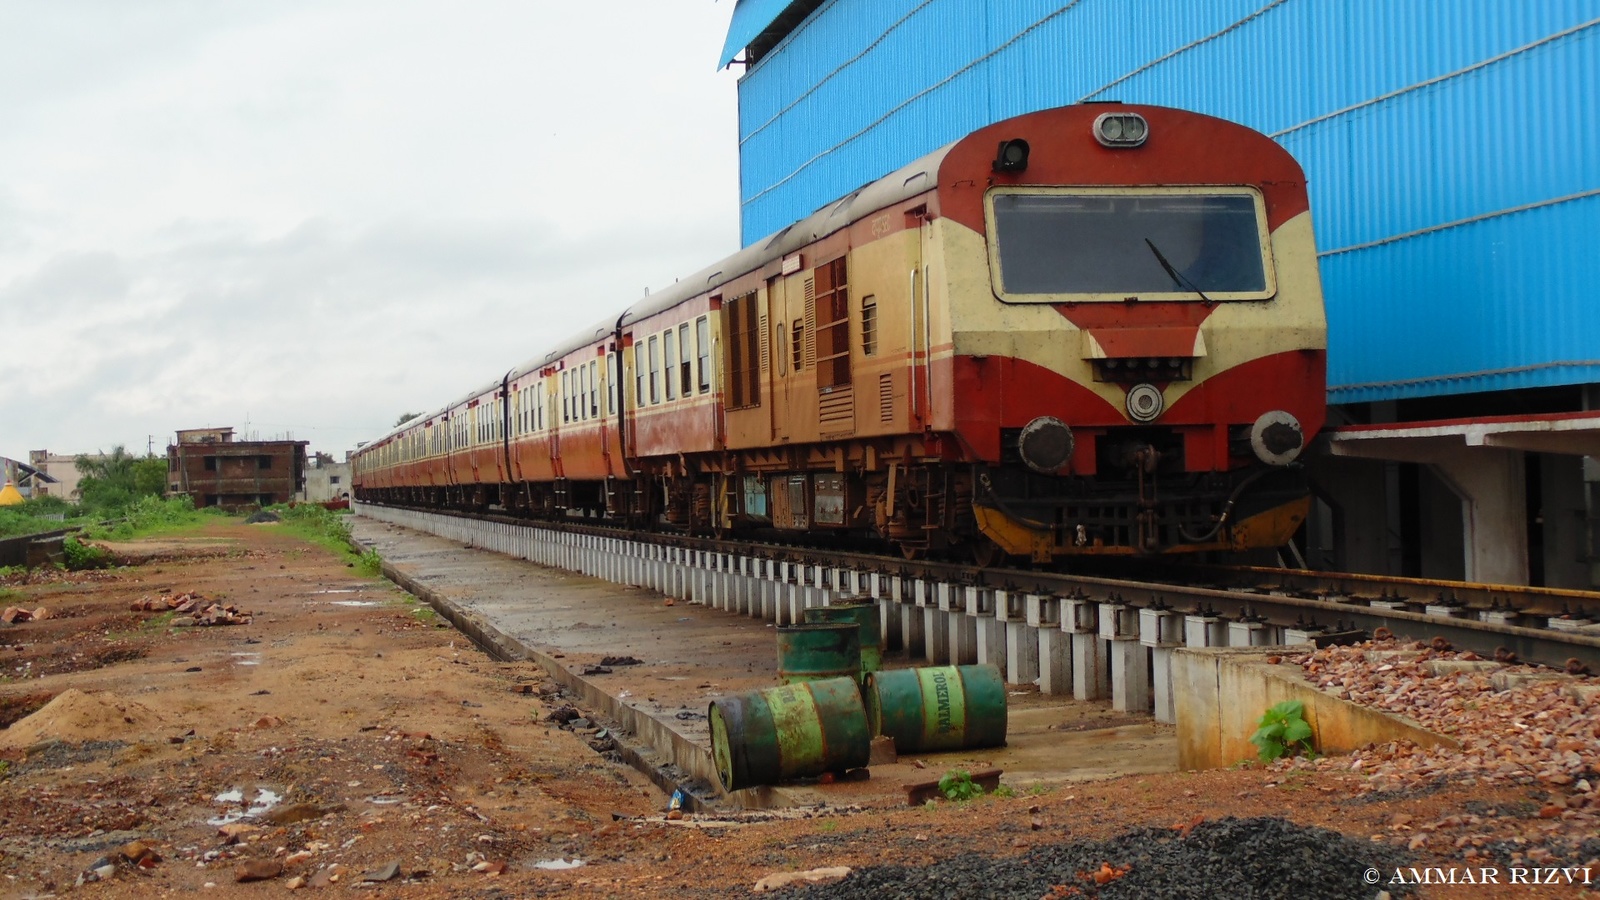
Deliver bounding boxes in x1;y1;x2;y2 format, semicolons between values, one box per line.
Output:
1291;640;1598;794
1283;639;1599;867
129;591;253;626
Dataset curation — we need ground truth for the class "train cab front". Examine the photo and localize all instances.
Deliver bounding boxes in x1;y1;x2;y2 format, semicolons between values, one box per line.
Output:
936;104;1328;561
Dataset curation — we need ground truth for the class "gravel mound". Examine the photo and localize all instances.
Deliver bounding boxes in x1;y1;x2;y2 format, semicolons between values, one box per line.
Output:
243;510;281;524
780;817;1412;899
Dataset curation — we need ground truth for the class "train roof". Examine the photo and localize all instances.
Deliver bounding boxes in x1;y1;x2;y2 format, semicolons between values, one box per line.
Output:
529;142;953;367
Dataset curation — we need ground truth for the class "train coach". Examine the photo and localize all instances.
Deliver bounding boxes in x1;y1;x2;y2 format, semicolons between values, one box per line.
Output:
354;103;1327;563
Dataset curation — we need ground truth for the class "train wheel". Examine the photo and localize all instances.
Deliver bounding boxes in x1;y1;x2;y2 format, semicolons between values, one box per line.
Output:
969;537;1007;569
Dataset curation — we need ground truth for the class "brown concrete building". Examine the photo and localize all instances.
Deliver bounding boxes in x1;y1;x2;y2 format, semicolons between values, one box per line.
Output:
167;428;308;510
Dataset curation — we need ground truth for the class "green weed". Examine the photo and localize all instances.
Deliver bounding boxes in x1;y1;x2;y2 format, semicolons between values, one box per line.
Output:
1249;699;1317;762
62;536;113;570
938;769;985;802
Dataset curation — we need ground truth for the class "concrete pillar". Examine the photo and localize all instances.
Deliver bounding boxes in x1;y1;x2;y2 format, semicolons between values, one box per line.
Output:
1139;609;1184;724
1184;614;1227;648
997;591;1040;686
1065;598;1107;701
923;607;950;664
1430;449;1529;585
966;587;1005;668
886;576;911;654
1099;602;1149;713
1227;620;1271;647
898;596;925;659
1029;595;1069;695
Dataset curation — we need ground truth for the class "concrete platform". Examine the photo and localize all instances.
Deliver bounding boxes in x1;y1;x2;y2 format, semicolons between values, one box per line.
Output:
349;515;1176;808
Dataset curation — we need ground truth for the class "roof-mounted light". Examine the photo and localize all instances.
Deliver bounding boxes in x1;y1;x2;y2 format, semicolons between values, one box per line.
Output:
1094;112;1148;147
992;138;1030;173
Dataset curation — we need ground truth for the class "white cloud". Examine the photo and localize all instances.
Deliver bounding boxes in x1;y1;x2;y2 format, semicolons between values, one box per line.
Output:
0;1;742;458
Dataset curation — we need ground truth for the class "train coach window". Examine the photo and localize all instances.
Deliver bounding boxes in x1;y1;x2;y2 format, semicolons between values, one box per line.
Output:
663;332;677;401
562;371;571;423
679;324;692;398
589;359;599;418
634;344;645;407
608;354;618;416
696;316;710;394
648;335;661;405
724;292;761;409
986;187;1273;300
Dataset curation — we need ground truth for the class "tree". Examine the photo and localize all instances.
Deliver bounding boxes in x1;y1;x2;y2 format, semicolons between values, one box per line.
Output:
394;412;424;427
75;446;167;514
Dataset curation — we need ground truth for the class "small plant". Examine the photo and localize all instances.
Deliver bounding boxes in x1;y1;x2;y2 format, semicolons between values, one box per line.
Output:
816;819;837;833
1249;699;1316;762
356;549;383;577
62;536;113;570
993;784;1016;799
938;769;985;801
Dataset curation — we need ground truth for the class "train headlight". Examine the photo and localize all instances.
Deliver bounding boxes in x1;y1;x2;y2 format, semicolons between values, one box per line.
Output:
1126;383;1164;422
1018;416;1074;474
1250;410;1304;466
1093;113;1149;147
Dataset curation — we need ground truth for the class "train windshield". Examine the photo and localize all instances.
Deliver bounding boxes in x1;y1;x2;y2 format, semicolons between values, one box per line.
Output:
986;188;1274;301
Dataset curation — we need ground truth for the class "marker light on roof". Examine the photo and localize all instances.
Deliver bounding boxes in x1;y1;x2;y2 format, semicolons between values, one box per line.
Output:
1094;113;1148;147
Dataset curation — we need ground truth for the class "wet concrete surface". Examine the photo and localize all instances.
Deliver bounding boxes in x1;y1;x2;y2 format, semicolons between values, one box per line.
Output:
348;515;1177;808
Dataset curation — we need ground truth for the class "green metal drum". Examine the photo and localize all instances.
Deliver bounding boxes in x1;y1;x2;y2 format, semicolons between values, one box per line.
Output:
801;601;883;674
776;622;860;685
864;664;1007;753
708;677;871;792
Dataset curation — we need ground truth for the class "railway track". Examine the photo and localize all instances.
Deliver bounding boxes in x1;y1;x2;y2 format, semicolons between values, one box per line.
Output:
358;502;1600;672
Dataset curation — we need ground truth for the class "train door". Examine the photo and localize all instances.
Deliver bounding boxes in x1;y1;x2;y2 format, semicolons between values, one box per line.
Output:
593;356;610;472
910;212;933;428
768;279;791;444
549;370;562;476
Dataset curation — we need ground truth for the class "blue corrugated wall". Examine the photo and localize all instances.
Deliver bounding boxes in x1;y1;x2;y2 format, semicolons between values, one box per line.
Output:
732;0;1600;403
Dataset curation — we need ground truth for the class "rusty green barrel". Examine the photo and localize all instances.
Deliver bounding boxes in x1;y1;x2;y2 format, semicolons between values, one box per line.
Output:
801;600;883;675
864;664;1007;753
708;677;871;791
776;622;860;685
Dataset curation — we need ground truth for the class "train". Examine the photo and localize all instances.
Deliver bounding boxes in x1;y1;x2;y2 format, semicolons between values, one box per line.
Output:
353;103;1327;564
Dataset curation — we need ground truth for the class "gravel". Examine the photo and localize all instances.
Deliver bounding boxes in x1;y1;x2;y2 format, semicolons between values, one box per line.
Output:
776;817;1412;900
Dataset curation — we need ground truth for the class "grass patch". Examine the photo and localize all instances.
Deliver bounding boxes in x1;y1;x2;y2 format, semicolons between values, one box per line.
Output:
268;505;389;579
144;611;177;631
272;504;355;554
83;495;223;542
0;500;93;539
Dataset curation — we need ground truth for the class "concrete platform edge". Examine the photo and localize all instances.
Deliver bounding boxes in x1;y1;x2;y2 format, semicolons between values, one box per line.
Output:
351;536;725;808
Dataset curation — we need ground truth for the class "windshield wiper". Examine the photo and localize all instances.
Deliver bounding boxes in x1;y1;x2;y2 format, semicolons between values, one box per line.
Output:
1144;238;1213;304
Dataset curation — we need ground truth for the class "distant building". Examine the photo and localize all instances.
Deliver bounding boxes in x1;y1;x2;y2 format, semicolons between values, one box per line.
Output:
167;428;308;510
298;452;352;504
24;450;101;501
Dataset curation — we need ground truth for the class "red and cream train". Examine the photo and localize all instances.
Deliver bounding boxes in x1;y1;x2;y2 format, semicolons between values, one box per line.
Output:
353;104;1327;562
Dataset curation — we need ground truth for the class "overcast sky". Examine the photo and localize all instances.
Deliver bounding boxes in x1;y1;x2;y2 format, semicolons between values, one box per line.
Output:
1;1;742;462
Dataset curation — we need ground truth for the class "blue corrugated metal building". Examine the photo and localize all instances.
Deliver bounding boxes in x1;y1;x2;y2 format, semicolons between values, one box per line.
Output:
720;0;1600;587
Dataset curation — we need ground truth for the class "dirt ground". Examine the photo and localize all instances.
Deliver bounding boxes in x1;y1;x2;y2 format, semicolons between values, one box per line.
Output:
0;520;1596;899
